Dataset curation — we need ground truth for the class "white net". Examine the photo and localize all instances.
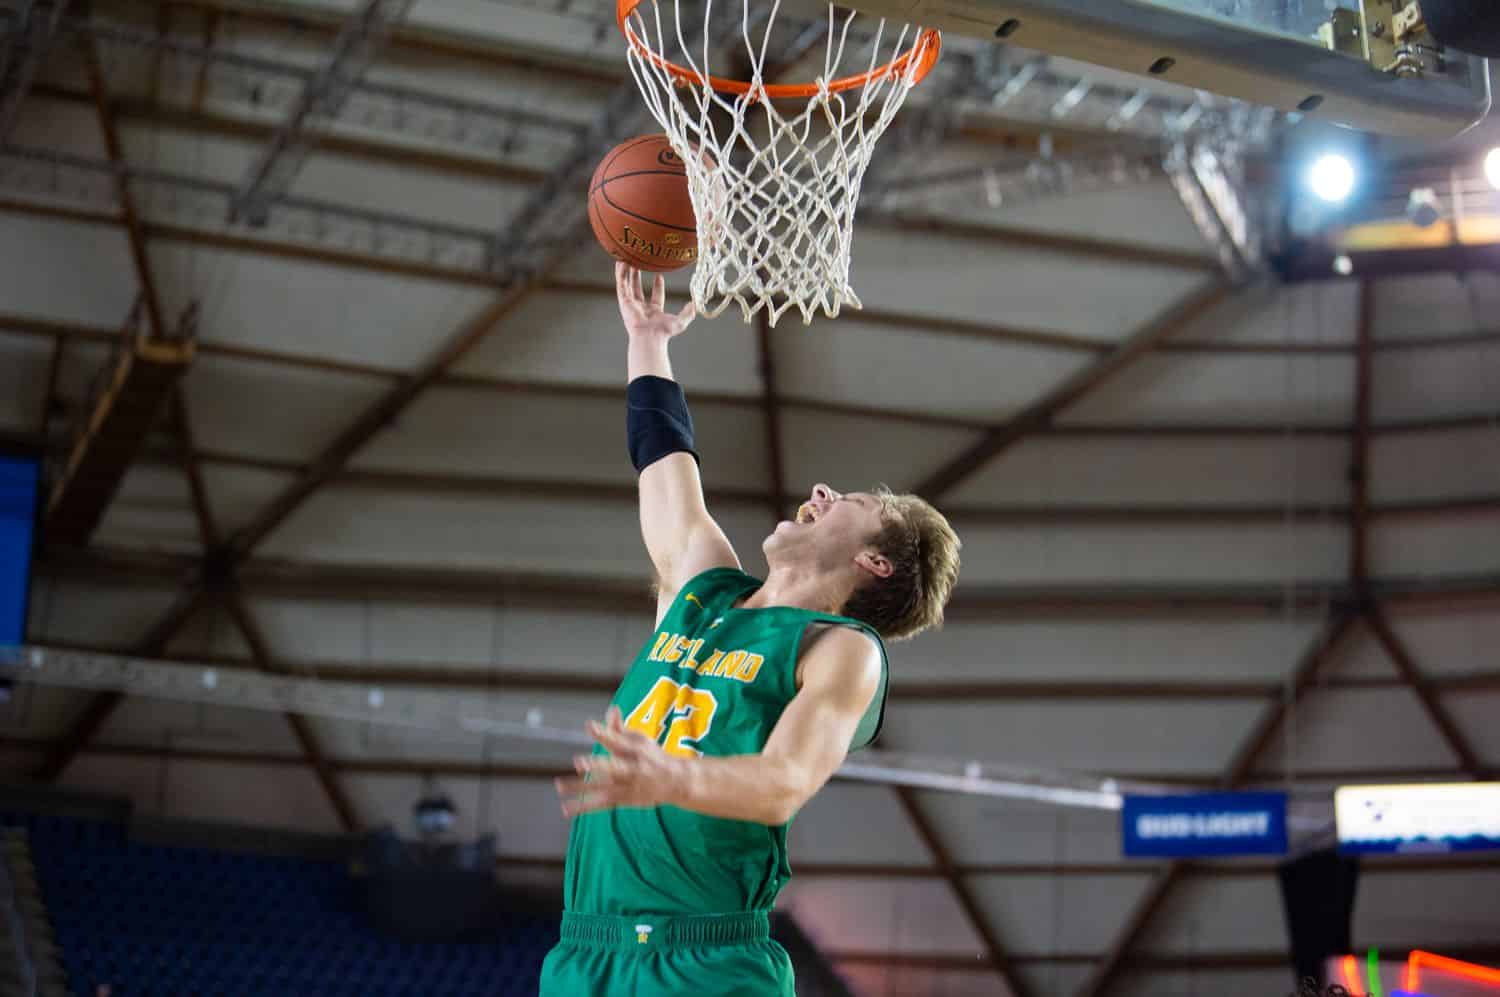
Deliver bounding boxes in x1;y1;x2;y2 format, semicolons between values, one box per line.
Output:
620;0;940;325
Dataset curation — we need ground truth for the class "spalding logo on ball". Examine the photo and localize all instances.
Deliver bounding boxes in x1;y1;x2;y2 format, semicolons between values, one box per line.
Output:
588;134;698;273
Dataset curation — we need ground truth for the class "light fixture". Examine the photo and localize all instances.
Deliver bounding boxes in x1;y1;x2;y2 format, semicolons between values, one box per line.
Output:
1307;154;1356;203
1407;187;1441;227
1486;147;1500;191
1333;254;1354;276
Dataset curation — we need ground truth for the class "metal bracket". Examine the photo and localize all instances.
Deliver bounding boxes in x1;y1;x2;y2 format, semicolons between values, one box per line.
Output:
1318;1;1442;78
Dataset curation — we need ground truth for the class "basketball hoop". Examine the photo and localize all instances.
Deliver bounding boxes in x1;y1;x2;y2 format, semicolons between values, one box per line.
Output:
617;0;941;325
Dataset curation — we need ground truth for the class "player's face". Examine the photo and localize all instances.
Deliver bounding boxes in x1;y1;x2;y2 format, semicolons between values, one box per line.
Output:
766;483;885;567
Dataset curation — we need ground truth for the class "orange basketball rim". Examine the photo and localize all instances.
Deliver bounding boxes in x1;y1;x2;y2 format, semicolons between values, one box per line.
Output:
615;0;942;99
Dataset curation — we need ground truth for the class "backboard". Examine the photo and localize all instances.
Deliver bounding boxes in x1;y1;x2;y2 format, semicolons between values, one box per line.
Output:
843;0;1492;138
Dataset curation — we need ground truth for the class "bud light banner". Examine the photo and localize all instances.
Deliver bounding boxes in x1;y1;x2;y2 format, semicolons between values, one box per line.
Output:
1122;792;1289;858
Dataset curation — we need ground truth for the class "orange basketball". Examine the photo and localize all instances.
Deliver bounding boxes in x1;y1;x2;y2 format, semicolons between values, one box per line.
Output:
588;134;698;273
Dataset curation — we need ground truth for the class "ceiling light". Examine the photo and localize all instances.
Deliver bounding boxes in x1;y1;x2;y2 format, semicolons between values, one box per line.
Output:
1307;154;1356;203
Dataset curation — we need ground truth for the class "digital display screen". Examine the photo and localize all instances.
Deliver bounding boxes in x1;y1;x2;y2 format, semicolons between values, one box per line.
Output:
0;454;40;646
1336;783;1500;854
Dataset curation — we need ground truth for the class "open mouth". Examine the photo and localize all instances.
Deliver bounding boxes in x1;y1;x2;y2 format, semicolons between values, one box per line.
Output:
795;503;821;525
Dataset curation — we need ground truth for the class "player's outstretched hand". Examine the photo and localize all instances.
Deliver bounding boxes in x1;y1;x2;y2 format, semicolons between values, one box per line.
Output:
555;705;684;818
615;261;696;340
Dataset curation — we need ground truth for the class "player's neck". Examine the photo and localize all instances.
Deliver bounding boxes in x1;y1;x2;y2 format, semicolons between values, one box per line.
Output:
740;563;853;615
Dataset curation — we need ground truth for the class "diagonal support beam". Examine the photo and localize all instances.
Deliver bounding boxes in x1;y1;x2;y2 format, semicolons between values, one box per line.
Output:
1364;608;1489;780
1076;612;1360;997
1218;614;1360;788
227;0;414;225
79;36;166;337
914;281;1228;502
1080;278;1383;997
41;20;685;777
29;585;208;782
220;593;361;831
892;786;1033;997
32;42;214;782
0;0;72;143
171;389;362;830
225;278;543;556
1346;278;1487;771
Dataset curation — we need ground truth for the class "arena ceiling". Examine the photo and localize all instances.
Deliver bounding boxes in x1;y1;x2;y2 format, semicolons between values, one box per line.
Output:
1;1;1498;995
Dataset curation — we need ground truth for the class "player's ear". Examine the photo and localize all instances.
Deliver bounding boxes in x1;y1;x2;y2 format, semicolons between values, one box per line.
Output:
854;550;894;579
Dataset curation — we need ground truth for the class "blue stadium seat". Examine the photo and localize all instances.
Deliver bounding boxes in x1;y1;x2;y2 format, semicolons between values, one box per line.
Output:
10;812;559;997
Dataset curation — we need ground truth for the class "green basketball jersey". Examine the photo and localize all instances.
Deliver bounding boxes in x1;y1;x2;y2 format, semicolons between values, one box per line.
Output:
563;566;889;917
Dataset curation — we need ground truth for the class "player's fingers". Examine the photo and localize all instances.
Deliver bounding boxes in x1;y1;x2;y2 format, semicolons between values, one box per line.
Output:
554;775;590;797
561;792;617;818
616;261;636;308
677;300;696;329
606;705;625;730
588;720;638;757
651;274;666;310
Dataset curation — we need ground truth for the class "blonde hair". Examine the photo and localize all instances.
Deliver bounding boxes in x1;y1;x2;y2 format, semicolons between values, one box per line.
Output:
839;486;960;642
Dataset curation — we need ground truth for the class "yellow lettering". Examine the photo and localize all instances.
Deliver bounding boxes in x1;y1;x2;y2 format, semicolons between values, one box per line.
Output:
682;638;706;671
714;650;746;678
621;226;695;262
696;649;724;675
624;677;720;758
735;653;764;683
649;632;672;661
662;685;718;757
625;677;679;740
663;635;691;664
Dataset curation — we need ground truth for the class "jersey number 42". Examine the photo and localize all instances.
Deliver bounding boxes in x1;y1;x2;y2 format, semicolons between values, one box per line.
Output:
623;677;719;758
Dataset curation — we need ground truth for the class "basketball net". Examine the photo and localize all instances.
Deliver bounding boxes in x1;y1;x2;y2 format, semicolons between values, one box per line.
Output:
619;1;940;326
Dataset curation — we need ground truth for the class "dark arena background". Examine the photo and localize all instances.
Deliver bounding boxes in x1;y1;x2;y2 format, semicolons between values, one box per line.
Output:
1;0;1499;995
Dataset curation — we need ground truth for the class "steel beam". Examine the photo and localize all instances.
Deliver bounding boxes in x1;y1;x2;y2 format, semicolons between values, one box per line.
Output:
226;0;415;225
35;545;1500;618
36;9;722;779
1075;612;1360;997
913;282;1228;501
1365;607;1490;780
64;638;1498;700
0;0;71;143
892;786;1033;997
7;310;1499;442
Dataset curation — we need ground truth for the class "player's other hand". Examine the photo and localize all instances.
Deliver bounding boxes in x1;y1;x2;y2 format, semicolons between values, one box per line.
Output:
555;705;685;818
616;262;696;341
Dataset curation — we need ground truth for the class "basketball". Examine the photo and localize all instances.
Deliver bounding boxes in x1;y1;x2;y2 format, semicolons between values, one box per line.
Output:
588;134;698;273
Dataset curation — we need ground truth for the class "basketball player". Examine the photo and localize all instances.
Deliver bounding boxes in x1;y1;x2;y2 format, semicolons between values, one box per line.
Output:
539;262;961;996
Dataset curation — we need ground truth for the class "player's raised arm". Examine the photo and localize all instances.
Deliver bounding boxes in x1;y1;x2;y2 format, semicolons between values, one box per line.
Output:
618;263;740;614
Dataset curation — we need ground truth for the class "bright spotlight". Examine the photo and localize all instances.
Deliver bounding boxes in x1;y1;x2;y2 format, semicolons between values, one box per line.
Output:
1486;148;1500;191
1307;154;1356;203
1333;255;1354;276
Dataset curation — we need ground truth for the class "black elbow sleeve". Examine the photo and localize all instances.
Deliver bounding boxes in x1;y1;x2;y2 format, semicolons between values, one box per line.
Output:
627;375;699;472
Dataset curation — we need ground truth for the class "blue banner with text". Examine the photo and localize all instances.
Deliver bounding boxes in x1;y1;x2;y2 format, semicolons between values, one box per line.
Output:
1122;792;1288;858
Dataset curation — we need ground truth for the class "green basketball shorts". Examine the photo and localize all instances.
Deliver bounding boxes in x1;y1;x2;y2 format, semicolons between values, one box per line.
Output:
539;911;795;996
